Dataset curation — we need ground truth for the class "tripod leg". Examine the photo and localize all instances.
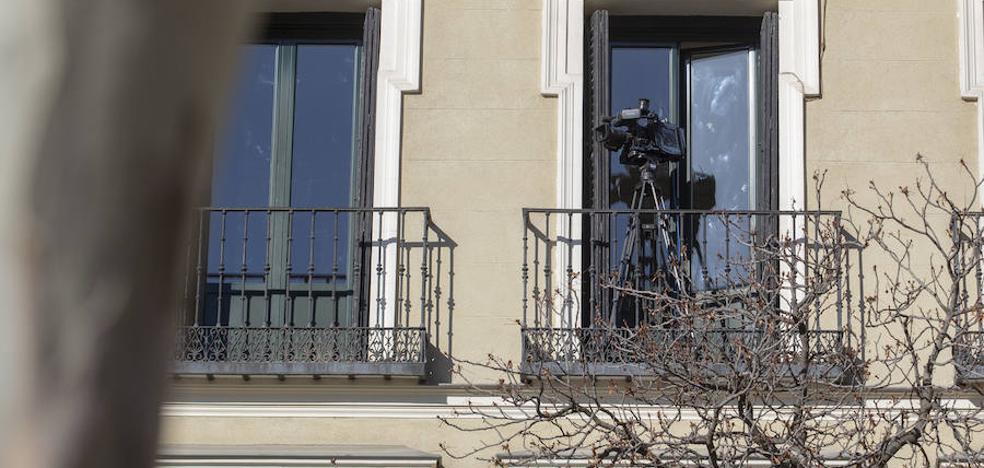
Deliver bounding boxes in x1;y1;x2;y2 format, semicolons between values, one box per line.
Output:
611;214;638;324
610;183;647;325
652;189;686;285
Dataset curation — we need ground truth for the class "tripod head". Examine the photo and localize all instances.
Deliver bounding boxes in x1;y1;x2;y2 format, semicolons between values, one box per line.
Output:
594;98;687;169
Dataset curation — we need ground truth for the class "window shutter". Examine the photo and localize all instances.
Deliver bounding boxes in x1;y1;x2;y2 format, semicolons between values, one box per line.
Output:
355;7;381;210
756;11;781;295
586;9;610;210
352;7;381;327
585;9;609;327
758;11;779;212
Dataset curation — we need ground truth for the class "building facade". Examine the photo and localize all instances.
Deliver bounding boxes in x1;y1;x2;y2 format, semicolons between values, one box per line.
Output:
158;0;984;466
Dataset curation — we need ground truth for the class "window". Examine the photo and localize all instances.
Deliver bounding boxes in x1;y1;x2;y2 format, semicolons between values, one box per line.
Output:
583;12;779;327
198;12;380;331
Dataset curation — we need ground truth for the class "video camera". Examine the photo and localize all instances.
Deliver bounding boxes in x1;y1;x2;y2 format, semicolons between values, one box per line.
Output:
594;98;686;167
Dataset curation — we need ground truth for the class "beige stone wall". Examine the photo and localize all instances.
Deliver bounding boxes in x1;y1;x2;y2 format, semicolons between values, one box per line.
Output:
160;416;488;468
807;0;978;208
400;0;553;378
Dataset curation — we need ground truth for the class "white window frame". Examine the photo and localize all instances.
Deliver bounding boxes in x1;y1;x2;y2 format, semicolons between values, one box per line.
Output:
369;0;422;328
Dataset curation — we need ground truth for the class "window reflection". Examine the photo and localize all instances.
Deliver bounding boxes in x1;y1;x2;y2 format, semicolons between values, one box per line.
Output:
204;42;363;327
688;49;754;290
605;45;757;294
290;44;359;285
208;45;276;284
211;45;276;208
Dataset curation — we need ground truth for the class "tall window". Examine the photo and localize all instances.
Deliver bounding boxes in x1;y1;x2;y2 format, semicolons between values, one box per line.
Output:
592;15;770;214
200;12;379;330
585;13;779;327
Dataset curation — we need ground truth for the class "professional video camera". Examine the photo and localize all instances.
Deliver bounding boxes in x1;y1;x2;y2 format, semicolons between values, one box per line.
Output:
594;98;686;167
595;99;687;323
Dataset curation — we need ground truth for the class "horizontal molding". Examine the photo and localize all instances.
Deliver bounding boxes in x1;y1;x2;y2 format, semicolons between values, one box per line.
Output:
162;398;984;420
159;458;436;467
502;458;851;467
158;444;439;468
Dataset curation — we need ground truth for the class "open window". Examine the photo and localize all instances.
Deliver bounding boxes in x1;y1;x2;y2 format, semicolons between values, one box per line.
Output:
583;12;779;328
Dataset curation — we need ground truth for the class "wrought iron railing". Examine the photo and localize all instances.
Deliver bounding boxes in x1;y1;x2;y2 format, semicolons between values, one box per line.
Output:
173;207;454;376
520;208;865;380
952;212;984;383
522;327;855;379
954;332;984;381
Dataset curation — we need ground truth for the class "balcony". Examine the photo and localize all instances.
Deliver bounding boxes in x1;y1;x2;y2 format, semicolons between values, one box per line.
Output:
520;208;864;383
172;207;453;378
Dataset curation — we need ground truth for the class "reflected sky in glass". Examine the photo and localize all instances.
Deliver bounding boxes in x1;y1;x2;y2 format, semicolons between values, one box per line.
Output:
689;50;751;211
208;43;360;287
291;44;358;208
688;50;753;289
211;45;276;208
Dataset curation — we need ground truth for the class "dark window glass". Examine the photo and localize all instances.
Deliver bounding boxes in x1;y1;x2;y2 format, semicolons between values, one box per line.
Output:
204;40;363;327
289;44;359;287
290;44;359;209
211;45;276;208
605;44;757;293
208;45;276;290
609;47;674;210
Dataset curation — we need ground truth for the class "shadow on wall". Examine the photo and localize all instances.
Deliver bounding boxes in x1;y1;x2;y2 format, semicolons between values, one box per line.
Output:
422;219;456;384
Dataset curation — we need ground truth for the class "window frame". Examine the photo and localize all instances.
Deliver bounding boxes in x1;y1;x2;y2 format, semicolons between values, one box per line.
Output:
253;12;369;210
582;12;779;328
194;11;382;330
588;14;765;212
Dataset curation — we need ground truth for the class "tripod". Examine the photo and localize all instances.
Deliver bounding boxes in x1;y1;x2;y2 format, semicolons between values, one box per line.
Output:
609;162;683;325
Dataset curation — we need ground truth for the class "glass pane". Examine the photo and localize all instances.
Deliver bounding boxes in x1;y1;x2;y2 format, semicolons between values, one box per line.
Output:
206;45;276;316
609;47;675;211
290;44;359;209
689;50;752;211
289;44;359;294
688;50;754;289
211;45;276;208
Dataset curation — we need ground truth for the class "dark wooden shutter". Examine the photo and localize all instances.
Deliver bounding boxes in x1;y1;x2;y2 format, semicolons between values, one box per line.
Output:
757;11;779;212
352;7;380;327
584;10;609;327
586;9;610;211
756;12;781;296
355;7;380;210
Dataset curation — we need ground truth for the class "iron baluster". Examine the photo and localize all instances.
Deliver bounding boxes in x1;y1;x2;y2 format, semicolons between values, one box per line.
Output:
307;211;316;328
216;210;227;327
241;210;250;327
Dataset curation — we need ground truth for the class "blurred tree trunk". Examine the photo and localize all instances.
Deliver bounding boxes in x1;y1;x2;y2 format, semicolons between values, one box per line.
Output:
0;1;255;467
